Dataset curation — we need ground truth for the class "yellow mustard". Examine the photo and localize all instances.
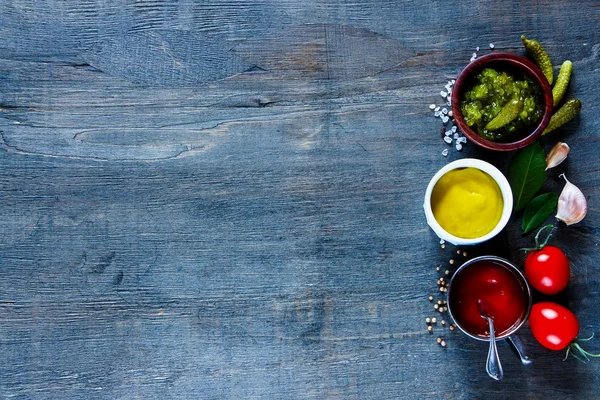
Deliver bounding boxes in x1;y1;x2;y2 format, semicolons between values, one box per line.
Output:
431;167;503;239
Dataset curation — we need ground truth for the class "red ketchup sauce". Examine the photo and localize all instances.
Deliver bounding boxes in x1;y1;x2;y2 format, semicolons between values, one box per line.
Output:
449;260;529;337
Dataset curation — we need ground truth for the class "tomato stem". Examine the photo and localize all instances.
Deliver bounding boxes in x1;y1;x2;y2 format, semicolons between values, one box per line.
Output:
520;224;556;252
564;336;600;363
535;224;556;249
579;333;595;342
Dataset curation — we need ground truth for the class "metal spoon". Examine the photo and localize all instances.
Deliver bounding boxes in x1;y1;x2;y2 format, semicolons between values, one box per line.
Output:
478;300;504;381
506;335;533;365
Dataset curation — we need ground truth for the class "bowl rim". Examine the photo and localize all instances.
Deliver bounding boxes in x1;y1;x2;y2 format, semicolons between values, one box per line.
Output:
423;158;513;246
446;255;533;341
451;52;554;152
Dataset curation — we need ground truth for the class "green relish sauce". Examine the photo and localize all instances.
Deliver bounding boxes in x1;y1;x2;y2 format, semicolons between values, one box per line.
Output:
460;67;543;141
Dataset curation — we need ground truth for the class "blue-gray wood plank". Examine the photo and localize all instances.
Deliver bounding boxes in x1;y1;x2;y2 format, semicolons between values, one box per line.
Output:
1;0;599;398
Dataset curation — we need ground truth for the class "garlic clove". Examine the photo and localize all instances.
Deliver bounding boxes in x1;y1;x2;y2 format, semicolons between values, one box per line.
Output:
546;142;570;170
556;174;587;225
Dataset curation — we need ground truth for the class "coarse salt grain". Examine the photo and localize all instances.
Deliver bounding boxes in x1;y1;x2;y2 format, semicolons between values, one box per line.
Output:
434;111;441;117
476;46;480;51
442;116;449;124
429;104;436;110
445;130;452;136
444;136;452;144
440;91;447;97
489;43;495;49
441;108;448;115
451;126;457;132
435;106;440;112
453;133;459;140
441;149;448;157
456;143;463;151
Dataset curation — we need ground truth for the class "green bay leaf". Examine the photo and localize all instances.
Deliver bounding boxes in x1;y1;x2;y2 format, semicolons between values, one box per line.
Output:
508;141;546;211
522;192;559;233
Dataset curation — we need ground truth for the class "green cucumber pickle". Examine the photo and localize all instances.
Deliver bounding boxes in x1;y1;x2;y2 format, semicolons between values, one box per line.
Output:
460;67;543;141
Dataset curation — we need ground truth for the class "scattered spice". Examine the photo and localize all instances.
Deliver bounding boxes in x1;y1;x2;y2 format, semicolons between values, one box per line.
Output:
430;78;469;155
441;340;447;347
432;318;437;324
429;295;434;302
449;259;455;265
426;317;432;324
428;325;433;332
437;337;442;344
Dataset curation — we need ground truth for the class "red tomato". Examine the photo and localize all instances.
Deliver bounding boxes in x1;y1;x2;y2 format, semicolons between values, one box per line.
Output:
524;246;570;295
529;302;579;350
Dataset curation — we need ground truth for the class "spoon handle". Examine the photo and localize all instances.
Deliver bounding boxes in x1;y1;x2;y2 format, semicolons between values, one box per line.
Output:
486;317;504;381
506;335;533;365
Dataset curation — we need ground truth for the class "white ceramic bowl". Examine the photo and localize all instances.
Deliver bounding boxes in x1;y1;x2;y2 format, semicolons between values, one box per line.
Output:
423;158;513;246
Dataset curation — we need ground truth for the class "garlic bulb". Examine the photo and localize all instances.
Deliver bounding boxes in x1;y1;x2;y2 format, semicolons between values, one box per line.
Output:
546;142;570;170
556;174;587;225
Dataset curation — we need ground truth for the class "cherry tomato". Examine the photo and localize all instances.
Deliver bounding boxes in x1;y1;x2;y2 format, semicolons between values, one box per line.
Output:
524;245;570;295
529;302;579;351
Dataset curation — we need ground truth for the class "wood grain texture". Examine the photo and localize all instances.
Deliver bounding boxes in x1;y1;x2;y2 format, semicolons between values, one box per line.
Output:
1;0;599;398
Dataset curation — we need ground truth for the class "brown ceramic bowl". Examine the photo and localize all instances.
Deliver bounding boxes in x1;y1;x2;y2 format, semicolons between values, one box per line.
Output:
451;52;553;151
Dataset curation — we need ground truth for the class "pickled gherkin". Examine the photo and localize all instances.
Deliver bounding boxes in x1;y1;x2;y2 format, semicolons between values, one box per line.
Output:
521;35;554;85
553;60;573;106
460;67;543;141
485;99;524;131
543;98;581;135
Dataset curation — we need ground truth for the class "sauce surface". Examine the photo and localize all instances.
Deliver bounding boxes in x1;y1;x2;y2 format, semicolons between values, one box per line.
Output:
449;260;528;337
460;67;542;141
431;167;503;239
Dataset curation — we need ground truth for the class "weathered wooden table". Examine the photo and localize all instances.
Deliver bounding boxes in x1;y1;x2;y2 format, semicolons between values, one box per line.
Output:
1;1;599;398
